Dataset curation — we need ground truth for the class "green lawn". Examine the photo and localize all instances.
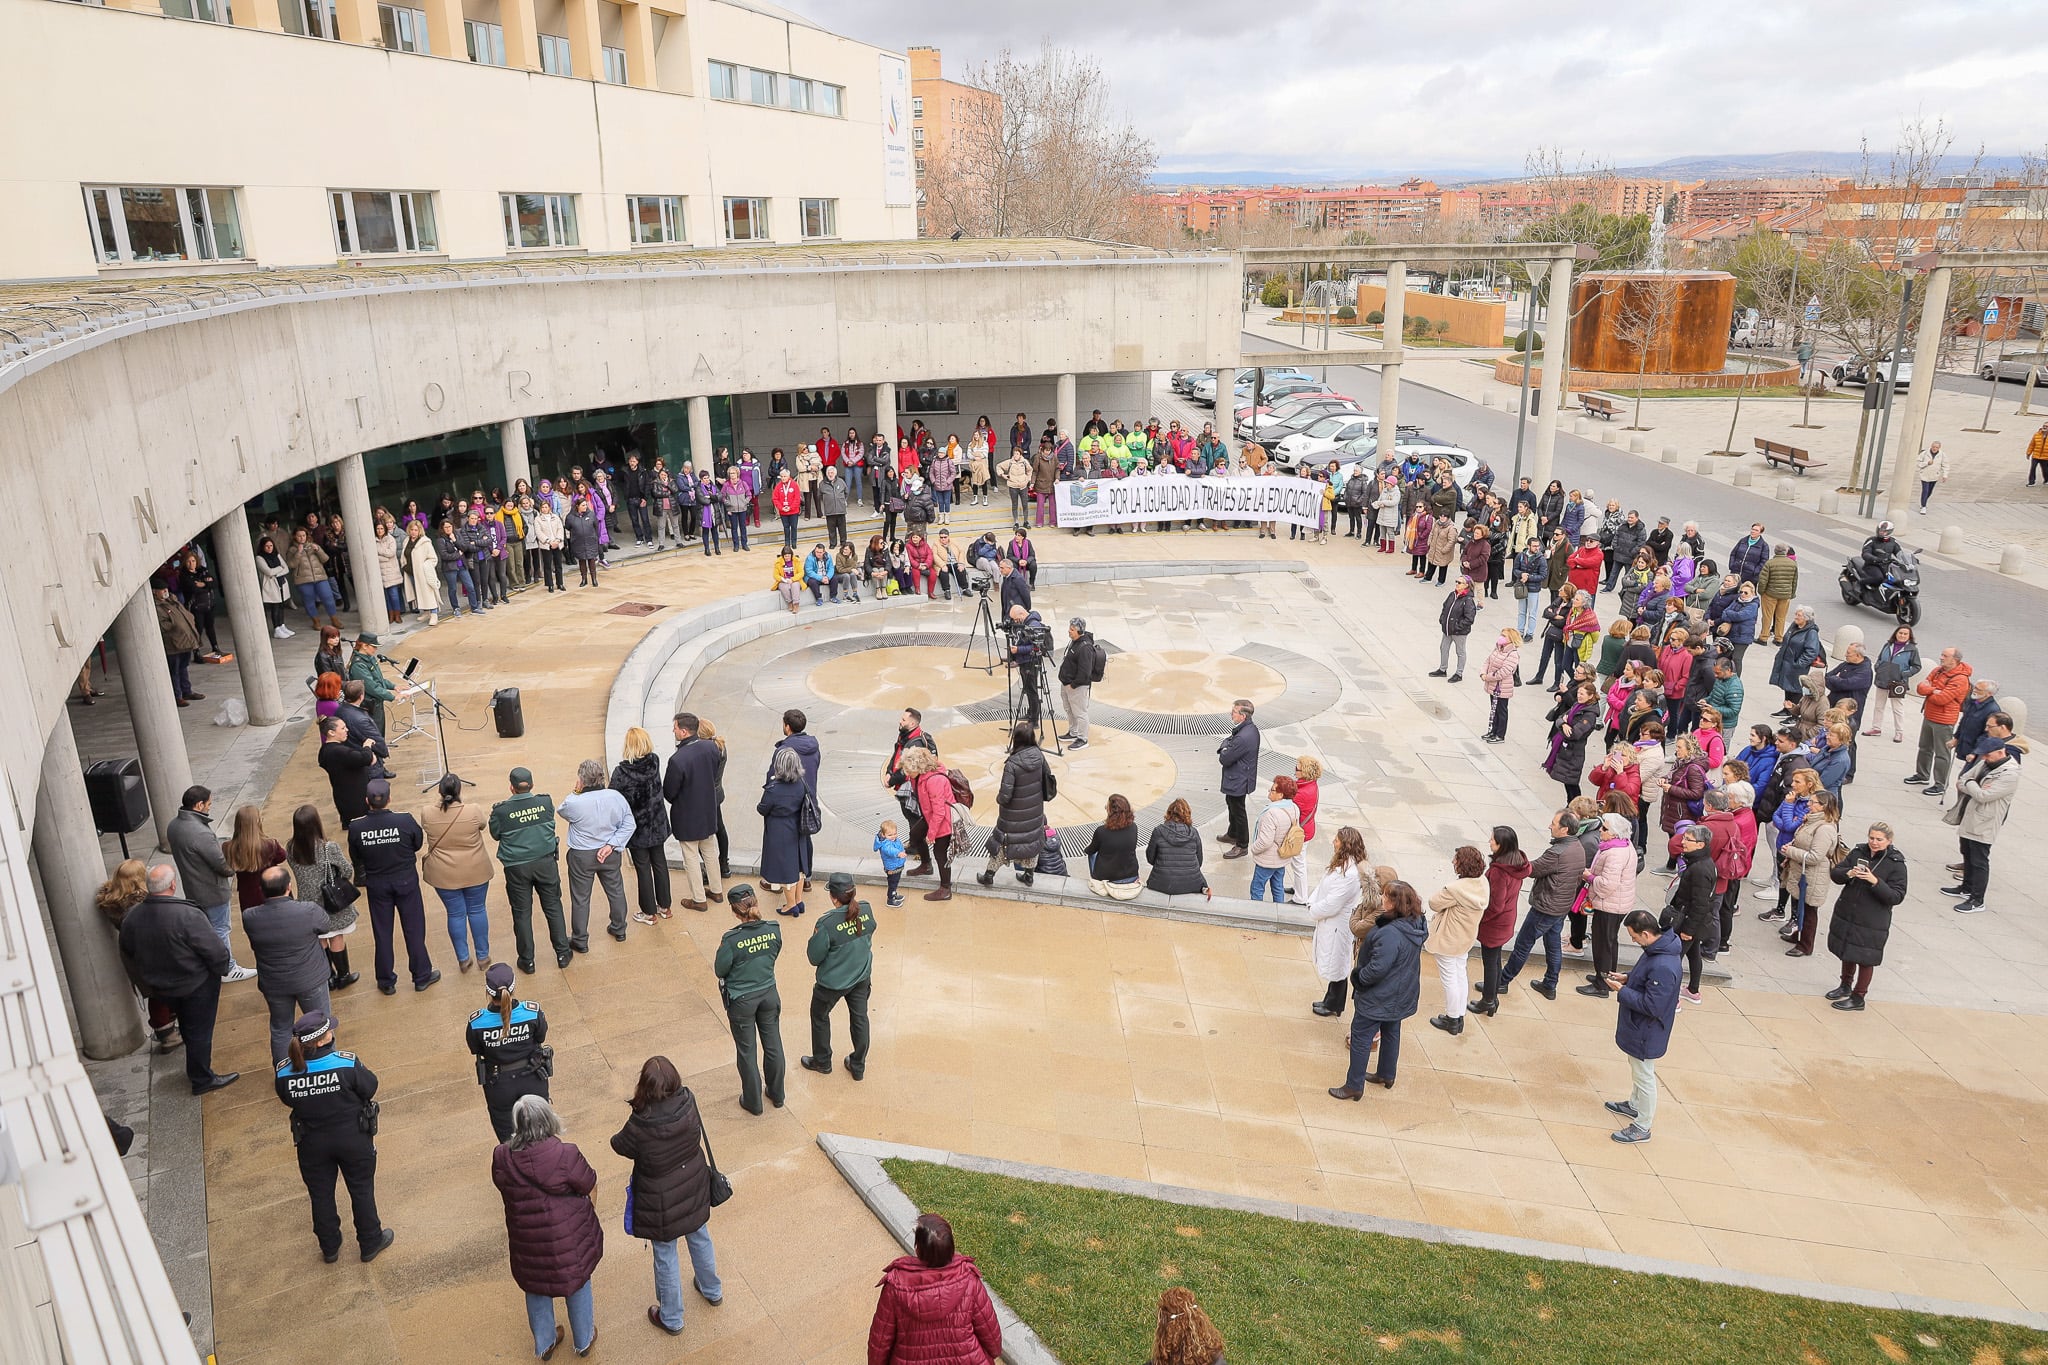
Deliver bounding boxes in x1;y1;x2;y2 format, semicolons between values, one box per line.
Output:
886;1159;2048;1365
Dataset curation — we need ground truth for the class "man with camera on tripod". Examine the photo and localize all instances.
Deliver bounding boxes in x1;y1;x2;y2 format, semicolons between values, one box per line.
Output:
1005;606;1053;734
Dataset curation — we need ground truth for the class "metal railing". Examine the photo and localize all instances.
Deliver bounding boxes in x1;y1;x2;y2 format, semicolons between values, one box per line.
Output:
0;768;198;1365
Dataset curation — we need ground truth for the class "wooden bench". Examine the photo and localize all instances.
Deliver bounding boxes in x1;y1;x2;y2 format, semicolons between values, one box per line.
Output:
1580;394;1622;420
1753;437;1828;475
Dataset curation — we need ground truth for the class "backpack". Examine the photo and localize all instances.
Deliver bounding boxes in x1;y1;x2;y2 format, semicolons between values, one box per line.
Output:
1088;642;1107;684
1277;814;1306;861
946;768;974;809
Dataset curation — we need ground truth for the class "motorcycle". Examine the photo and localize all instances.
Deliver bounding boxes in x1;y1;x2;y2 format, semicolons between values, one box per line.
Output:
1838;546;1922;626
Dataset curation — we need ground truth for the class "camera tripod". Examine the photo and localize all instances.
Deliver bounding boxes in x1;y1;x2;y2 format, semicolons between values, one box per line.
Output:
1004;654;1064;756
962;584;1002;674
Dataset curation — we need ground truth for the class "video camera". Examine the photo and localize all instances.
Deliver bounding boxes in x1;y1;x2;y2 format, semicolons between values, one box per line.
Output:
1004;615;1054;663
968;568;996;596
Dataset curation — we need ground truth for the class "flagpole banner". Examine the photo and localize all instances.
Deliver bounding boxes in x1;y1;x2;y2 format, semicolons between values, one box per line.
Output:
1053;475;1324;529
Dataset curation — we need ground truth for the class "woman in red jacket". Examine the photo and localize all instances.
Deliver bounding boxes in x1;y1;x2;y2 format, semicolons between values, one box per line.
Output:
868;1213;1001;1365
1470;826;1532;1017
492;1095;604;1359
1566;534;1604;599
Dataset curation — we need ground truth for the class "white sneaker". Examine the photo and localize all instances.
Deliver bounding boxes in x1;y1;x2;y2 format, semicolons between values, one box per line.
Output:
223;965;257;984
273;625;294;639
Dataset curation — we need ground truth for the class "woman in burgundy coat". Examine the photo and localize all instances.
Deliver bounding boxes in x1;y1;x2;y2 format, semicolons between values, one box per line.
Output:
1470;827;1532;1017
492;1096;604;1359
868;1214;1001;1365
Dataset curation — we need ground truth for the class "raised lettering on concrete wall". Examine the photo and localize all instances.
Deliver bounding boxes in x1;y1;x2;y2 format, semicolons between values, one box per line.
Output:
507;371;533;400
422;382;446;414
87;533;113;588
131;489;158;542
44;584;71;650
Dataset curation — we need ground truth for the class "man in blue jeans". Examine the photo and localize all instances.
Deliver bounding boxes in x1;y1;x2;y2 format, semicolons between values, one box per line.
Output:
1497;809;1587;1000
165;786;257;985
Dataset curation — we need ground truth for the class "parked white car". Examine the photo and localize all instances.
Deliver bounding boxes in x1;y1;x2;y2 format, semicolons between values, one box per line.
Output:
1272;412;1377;466
1324;434;1482;487
1833;352;1913;389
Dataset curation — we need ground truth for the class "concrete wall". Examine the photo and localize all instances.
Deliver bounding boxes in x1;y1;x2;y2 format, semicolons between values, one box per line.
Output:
1352;284;1507;348
0;253;1235;818
735;372;1151;454
0;0;916;281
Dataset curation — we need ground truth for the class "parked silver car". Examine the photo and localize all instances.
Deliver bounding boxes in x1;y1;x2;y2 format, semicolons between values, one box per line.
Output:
1979;353;2048;385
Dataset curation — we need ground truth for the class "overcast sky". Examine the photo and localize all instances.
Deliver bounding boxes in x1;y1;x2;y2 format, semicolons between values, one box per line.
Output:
796;0;2048;179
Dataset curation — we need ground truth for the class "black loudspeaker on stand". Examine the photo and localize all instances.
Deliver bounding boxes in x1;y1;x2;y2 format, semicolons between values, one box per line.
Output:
490;688;525;738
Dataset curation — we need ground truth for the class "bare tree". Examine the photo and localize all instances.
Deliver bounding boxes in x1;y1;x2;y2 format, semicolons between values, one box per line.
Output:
1602;270;1685;430
920;45;1156;242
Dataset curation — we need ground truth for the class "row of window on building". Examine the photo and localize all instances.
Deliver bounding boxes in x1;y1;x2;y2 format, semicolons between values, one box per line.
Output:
82;185;840;265
149;0;849;113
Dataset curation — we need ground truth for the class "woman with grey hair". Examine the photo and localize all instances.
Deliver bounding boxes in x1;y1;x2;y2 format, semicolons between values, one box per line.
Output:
492;1094;603;1359
756;746;812;917
558;758;636;947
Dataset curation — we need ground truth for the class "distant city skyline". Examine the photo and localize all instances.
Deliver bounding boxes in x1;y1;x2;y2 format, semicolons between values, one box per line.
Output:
794;0;2048;178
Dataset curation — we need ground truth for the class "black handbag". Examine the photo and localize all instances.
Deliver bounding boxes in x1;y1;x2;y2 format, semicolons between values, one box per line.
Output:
701;1122;733;1207
318;863;361;915
797;790;824;837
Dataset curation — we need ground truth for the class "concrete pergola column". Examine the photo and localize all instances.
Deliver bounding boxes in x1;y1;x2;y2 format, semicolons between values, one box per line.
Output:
875;382;897;442
1530;252;1576;493
501;419;532;493
110;586;193;852
34;712;145;1060
1376;261;1406;447
1887;265;1955;519
210;510;285;726
1055;373;1076;443
687;396;715;473
1212;348;1238;448
335;453;385;633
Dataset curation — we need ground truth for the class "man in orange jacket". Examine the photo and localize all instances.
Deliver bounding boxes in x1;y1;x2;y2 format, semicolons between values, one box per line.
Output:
1905;646;1973;798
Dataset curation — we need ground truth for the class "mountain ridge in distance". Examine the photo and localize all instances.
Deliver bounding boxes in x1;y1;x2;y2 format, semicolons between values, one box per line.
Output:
1149;151;2036;187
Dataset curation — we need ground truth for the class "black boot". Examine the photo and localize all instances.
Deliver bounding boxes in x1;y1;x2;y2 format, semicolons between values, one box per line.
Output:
328;945;358;991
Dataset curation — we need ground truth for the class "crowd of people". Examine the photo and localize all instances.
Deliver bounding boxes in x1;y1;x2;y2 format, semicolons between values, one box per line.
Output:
98;391;2034;1357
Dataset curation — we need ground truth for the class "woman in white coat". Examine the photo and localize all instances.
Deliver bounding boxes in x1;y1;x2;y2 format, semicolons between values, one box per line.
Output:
1424;846;1488;1035
373;518;405;625
1308;827;1372;1017
400;521;441;626
254;534;294;639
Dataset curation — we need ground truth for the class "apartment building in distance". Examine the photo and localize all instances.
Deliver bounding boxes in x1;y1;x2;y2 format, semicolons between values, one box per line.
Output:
1674;177;1832;223
1140;181;1443;240
0;0;917;282
908;45;998;235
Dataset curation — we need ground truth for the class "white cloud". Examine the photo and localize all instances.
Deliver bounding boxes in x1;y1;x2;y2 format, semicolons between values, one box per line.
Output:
791;0;2048;177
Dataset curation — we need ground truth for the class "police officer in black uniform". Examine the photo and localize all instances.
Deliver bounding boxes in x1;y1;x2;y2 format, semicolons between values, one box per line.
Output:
465;961;552;1141
273;1010;394;1263
712;884;785;1115
347;777;440;995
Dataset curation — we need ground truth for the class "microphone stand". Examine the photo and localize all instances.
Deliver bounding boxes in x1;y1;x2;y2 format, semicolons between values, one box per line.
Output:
408;678;473;791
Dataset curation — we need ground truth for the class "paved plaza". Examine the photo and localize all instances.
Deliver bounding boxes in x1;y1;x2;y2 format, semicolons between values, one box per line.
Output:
103;500;2048;1361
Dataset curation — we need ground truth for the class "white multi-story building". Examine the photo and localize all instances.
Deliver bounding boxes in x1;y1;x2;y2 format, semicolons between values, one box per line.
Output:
0;0;917;282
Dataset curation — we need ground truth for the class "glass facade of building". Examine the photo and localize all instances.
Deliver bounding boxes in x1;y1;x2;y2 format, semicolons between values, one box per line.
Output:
241;394;737;531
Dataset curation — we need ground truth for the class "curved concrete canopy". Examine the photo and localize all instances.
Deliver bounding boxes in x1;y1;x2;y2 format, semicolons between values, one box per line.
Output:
0;241;1238;809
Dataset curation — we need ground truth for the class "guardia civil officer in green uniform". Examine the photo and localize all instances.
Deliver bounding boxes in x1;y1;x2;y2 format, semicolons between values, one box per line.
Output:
274;1010;394;1264
489;766;570;972
465;961;552;1141
713;884;785;1114
800;872;875;1080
